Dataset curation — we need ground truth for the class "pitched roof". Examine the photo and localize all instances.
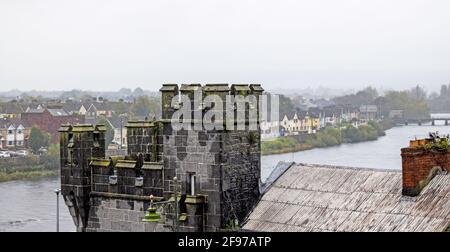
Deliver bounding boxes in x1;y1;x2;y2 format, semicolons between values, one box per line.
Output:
0;102;24;114
107;116;128;129
25;108;45;113
62;102;84;113
87;102;113;111
0;118;31;129
243;164;450;232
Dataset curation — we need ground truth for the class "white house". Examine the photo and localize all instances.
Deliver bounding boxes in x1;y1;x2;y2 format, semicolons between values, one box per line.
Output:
16;125;25;147
360;105;378;122
0;122;30;150
261;120;280;140
341;107;360;123
78;104;88;115
6;125;15;147
281;114;295;135
107;117;128;148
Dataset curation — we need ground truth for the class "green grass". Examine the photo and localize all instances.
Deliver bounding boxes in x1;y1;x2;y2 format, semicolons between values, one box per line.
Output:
0;169;59;182
0;144;60;182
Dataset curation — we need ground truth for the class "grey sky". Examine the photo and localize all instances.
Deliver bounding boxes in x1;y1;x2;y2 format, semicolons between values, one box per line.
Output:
1;0;450;92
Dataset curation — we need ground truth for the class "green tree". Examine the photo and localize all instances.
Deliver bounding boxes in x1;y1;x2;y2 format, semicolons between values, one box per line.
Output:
40;144;60;170
409;85;427;101
428;83;450;112
440;85;448;97
131;95;161;118
278;94;297;118
383;90;430;119
333;87;379;107
110;100;130;115
133;87;145;96
29;126;51;153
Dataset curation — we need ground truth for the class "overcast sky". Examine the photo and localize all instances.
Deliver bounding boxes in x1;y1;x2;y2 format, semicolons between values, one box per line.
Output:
1;0;450;92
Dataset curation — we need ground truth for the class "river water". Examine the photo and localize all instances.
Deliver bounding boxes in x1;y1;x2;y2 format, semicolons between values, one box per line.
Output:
1;121;450;232
261;122;450;181
0;178;75;232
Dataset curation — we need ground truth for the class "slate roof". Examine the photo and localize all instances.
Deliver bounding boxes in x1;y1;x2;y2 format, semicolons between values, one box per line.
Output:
243;163;450;232
0;102;25;114
0;118;31;128
62;102;83;113
107;116;128;129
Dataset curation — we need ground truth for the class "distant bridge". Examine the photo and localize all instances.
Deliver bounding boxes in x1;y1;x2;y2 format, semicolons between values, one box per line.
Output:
403;117;450;126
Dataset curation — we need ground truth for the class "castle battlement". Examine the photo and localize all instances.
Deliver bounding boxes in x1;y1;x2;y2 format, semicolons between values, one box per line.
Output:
59;84;263;232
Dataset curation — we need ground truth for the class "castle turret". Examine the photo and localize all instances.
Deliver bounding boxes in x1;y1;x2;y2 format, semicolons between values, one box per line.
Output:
59;84;263;232
160;84;179;121
59;124;106;232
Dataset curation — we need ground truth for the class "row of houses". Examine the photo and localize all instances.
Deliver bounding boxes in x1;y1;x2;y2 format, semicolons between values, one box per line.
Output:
261;105;379;140
0;99;124;149
61;102;115;119
0;106;84;150
1;100;117;120
0;103;130;151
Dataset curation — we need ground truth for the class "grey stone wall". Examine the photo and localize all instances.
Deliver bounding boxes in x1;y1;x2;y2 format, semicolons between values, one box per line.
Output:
126;121;163;162
59;124;106;232
221;130;261;226
161;127;223;231
86;197;169;232
161;127;261;231
61;84;263;232
90;161;165;198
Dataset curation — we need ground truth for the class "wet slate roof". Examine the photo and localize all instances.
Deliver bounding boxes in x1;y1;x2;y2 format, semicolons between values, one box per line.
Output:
243;164;450;232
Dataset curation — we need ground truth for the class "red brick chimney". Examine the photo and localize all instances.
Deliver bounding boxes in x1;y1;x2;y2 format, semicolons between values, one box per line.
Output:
401;138;450;196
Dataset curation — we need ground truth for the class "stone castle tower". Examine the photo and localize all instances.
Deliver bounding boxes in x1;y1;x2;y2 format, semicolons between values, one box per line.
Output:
59;84;263;232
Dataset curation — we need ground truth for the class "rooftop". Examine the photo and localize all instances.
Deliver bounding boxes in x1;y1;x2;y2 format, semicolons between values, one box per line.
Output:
243;163;450;232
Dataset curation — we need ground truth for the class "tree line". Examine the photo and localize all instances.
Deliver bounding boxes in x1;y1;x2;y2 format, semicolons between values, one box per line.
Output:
275;85;439;120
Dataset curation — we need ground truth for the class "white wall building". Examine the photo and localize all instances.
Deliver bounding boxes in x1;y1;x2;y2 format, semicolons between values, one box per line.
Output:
261;120;280;140
6;125;15;147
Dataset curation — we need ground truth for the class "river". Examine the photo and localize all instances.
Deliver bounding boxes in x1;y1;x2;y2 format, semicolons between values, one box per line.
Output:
0;178;75;232
261;122;450;181
1;122;450;232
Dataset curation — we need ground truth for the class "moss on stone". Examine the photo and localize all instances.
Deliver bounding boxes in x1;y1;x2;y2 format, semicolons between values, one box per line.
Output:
89;159;111;167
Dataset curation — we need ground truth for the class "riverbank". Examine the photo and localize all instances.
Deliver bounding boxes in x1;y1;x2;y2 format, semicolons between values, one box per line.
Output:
262;120;394;156
0;151;60;182
0;169;59;182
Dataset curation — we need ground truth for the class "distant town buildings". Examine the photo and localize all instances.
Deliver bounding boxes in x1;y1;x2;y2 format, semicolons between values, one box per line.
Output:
359;105;378;122
261;120;281;140
389;110;404;120
105;116;128;148
0;90;415;150
0;119;30;150
21;107;84;142
261;104;382;140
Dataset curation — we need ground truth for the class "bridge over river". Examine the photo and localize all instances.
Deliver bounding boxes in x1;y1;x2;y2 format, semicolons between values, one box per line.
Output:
402;114;450;126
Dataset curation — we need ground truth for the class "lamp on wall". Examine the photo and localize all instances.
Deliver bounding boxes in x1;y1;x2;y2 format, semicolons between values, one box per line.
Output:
142;195;160;222
142;177;180;231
